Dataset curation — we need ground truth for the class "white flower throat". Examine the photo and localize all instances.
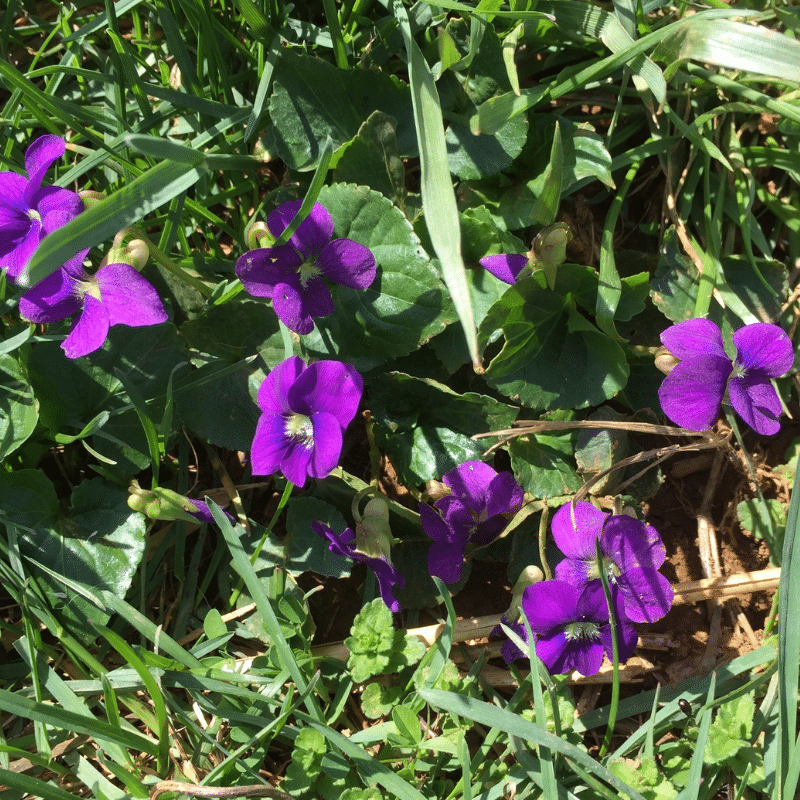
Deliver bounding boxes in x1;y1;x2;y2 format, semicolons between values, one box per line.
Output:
285;413;314;448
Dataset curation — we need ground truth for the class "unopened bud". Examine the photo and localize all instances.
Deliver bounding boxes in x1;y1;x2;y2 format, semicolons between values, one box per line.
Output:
654;347;679;375
78;190;105;209
246;221;274;251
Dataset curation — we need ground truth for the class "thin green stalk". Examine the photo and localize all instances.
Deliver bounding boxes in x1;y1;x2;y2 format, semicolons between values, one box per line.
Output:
322;0;349;69
539;507;551;580
597;538;620;760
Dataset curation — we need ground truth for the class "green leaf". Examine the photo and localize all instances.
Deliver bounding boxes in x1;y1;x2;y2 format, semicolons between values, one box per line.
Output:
0;353;38;459
345;599;425;683
269;51;415;171
575;408;631;495
509;430;582;499
446;115;528;181
706;694;754;765
285;728;327;798
361;682;405;719
301;184;456;370
480;275;629;409
284;497;353;578
203;608;228;641
391;705;423;746
23;158;206;288
2;473;146;638
370;372;518;485
28;324;187;476
333;111;407;205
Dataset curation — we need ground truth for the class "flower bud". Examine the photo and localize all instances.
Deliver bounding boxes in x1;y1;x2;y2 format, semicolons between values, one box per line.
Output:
355;496;395;560
654;346;679;375
78;190;106;209
531;222;572;290
127;481;204;523
246;221;274;251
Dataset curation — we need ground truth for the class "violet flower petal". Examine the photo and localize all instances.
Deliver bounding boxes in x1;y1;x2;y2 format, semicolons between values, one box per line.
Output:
732;323;794;378
95;263;168;327
471;515;511;545
660;318;726;360
3;221;42;279
236;245;302;299
187;499;236;525
479;254;528;284
658;353;731;430
551;501;609;560
37;187;83;234
23;135;65;205
427;540;468;584
419;502;460;544
0;173;29;230
268;201;334;258
307;411;344;479
290;360;363;429
257;356;304;414
19;268;82;322
443;461;497;508
63;294;110;358
554;556;594;586
729;375;784;436
316;239;377;289
272;275;333;334
616;568;675;623
522;580;582;633
250;413;288;477
602;515;667;572
484;472;525;518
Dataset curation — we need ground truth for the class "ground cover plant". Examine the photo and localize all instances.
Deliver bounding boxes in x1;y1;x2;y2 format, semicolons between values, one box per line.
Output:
3;0;800;798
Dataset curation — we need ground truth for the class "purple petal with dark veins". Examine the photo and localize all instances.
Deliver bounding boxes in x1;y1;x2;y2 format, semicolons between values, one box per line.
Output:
729;374;784;436
484;471;524;518
236;245;302;299
96;264;168;327
471;515;510;545
257;356;304;415
23;135;65;205
427;539;468;584
0;173;30;231
658;353;731;430
272;274;332;334
537;633;605;676
554;556;594;587
289;360;363;429
63;294;110;358
660;318;726;360
316;238;377;289
479;253;528;284
3;220;42;278
19;268;82;322
599;613;639;662
551;501;608;560
268;201;333;258
420;502;461;545
732;323;794;378
616;568;674;623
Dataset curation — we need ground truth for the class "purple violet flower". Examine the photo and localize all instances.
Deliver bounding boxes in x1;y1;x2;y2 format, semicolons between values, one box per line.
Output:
236;201;377;335
522;580;638;676
0;135;83;281
252;356;363;488
19;260;168;358
491;619;528;664
551;501;674;624
420;461;524;584
312;521;404;612
658;318;794;436
479;253;528;285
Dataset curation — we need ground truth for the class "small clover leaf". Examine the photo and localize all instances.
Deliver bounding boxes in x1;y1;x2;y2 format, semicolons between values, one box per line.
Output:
345;599;425;683
361;682;404;719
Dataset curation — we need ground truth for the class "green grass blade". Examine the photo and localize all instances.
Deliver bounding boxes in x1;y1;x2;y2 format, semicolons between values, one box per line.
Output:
392;0;478;367
23;156;206;287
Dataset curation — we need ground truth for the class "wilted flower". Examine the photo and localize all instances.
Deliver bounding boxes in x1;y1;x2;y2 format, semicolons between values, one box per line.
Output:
522;580;638;676
312;521;404;612
0;135;83;280
479;253;528;285
236;201;376;334
420;460;524;584
19;260;168;358
551;501;673;624
251;356;362;487
658;318;794;436
127;482;235;525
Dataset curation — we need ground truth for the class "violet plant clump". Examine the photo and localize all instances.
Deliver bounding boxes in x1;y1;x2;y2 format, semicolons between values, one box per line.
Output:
420;460;524;584
19;260;168;358
0;135;83;281
658;318;794;435
236;200;377;334
551;500;674;623
251;356;363;487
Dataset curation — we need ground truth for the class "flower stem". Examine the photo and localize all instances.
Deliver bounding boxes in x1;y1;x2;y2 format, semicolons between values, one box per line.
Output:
597;538;620;759
538;506;551;580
